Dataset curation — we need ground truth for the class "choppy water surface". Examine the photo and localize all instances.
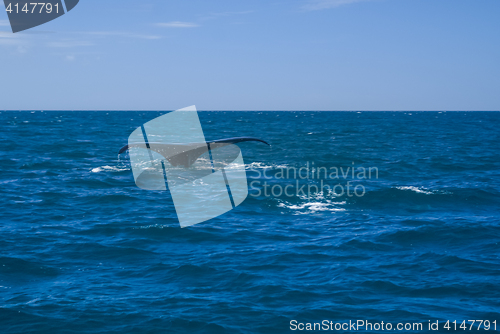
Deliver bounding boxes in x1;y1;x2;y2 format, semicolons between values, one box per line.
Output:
0;111;499;333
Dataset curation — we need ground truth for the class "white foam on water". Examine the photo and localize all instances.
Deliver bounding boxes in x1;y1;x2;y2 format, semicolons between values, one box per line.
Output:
245;162;289;170
278;192;346;215
91;165;130;173
396;186;452;195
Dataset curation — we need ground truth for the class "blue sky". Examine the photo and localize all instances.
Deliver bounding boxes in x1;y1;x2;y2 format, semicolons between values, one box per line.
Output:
1;0;499;110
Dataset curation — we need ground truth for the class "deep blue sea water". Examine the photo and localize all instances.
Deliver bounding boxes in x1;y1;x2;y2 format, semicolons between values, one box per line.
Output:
1;111;499;333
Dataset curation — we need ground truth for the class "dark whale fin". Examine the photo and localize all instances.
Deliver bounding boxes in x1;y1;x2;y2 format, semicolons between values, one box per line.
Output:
119;137;270;168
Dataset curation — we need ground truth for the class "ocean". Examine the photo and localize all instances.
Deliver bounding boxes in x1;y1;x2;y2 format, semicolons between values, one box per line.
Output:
0;111;499;333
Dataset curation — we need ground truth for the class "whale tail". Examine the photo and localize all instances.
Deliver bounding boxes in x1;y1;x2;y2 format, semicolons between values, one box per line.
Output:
119;137;270;168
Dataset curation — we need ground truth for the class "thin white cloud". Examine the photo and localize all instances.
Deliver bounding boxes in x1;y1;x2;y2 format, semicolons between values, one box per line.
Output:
0;20;10;27
51;50;102;61
48;40;94;48
48;31;162;47
155;21;199;28
304;0;372;10
1;29;161;52
0;31;24;46
84;31;161;40
201;10;254;20
0;32;16;39
0;31;28;53
0;39;20;45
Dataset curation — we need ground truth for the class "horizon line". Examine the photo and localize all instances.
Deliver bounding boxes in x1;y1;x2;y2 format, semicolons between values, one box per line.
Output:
1;110;500;112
